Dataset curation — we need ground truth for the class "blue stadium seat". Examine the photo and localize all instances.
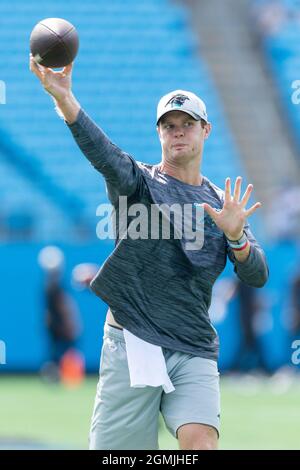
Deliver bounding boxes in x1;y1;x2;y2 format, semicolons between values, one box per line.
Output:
258;0;300;153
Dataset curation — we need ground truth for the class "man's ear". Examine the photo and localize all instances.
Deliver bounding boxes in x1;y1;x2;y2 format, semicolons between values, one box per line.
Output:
204;122;212;140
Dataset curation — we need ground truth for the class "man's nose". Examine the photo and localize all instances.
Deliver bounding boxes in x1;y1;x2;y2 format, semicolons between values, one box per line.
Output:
174;126;184;137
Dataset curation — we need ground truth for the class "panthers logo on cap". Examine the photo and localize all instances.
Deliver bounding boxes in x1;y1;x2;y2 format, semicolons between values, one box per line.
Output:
165;94;190;108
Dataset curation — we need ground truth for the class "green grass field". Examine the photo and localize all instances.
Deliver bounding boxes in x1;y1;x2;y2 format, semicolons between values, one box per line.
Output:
0;374;299;449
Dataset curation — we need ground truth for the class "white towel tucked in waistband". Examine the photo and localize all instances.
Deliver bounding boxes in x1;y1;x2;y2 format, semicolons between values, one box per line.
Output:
123;329;175;394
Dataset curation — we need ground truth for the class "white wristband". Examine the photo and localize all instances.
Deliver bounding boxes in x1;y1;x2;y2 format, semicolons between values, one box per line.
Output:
226;231;248;249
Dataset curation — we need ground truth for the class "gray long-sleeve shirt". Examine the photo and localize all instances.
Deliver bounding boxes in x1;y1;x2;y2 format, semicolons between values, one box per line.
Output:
67;109;269;360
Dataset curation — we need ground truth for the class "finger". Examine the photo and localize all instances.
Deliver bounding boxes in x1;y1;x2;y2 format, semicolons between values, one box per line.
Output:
30;53;54;75
245;202;261;218
233;176;242;202
225;177;231;203
29;55;44;80
240;184;253;208
62;62;73;76
202;203;218;221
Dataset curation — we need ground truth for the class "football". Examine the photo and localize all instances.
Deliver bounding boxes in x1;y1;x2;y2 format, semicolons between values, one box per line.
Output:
30;17;79;68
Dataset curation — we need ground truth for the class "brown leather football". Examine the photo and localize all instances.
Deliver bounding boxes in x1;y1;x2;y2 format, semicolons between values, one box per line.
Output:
30;18;79;68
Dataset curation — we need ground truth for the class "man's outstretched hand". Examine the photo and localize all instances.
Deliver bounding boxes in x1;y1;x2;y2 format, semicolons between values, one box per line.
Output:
202;176;261;240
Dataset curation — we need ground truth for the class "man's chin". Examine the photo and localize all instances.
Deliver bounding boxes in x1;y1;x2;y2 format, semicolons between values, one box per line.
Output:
172;149;190;159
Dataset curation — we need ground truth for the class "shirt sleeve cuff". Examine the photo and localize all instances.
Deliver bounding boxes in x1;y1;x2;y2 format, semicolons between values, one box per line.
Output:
234;244;256;271
66;108;85;130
